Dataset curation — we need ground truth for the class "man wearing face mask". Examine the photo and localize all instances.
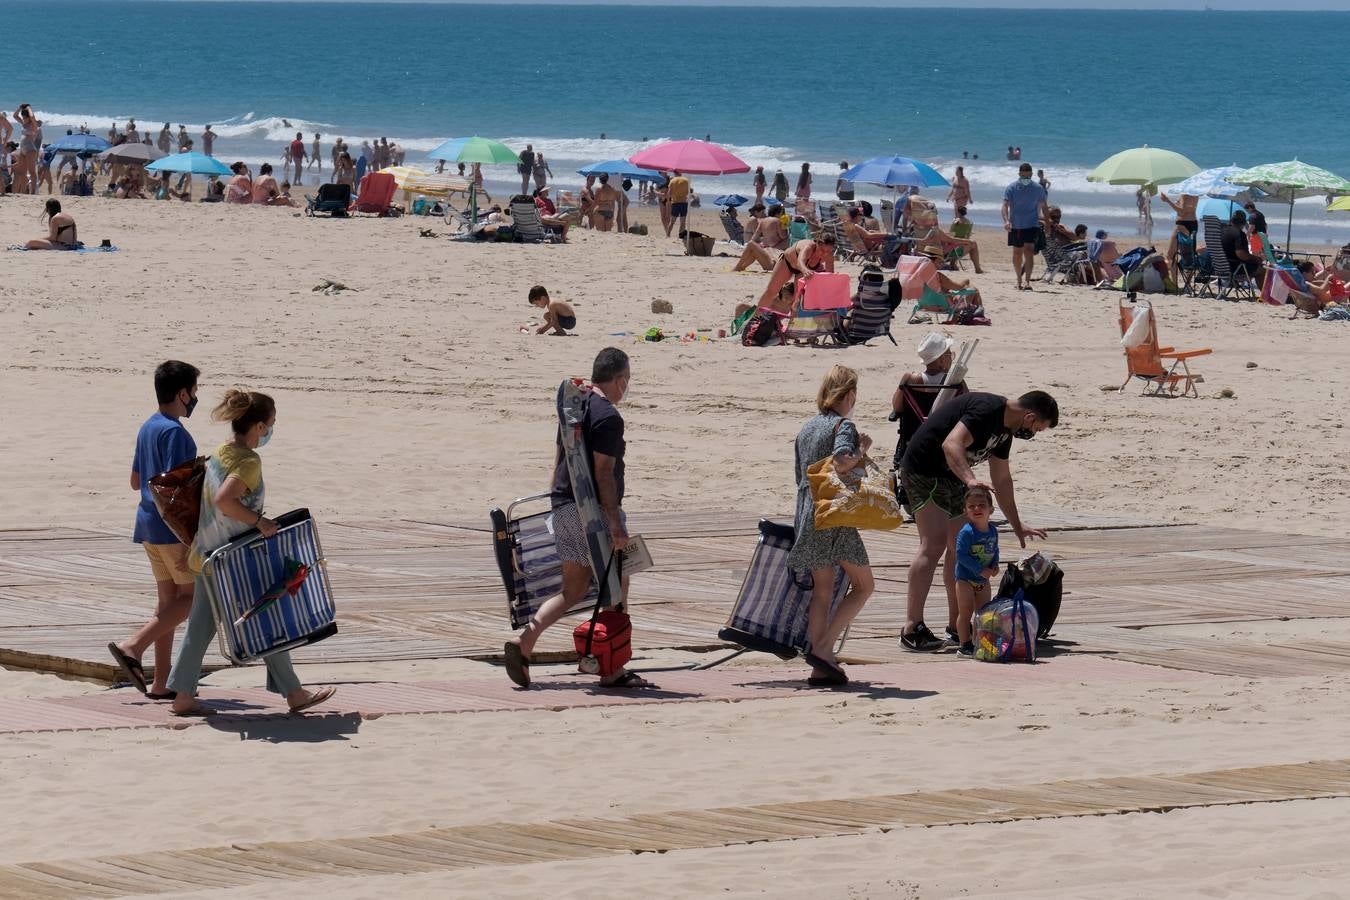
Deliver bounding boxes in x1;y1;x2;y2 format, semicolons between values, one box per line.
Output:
897;389;1058;652
504;347;654;689
108;360;201;698
1002;162;1050;291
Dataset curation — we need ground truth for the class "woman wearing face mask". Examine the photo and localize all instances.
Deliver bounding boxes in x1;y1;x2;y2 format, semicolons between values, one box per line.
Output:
166;389;336;717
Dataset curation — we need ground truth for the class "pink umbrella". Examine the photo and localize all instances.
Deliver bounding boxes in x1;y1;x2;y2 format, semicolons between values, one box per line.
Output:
628;139;749;175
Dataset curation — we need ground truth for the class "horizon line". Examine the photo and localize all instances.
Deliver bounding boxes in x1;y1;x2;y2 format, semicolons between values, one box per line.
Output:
89;0;1350;9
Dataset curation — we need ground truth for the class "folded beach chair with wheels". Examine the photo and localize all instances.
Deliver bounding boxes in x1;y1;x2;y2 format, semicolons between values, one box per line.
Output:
350;172;397;216
491;494;598;629
717;519;849;660
510;199;562;244
305;183;352;217
198;508;338;664
1117;297;1212;398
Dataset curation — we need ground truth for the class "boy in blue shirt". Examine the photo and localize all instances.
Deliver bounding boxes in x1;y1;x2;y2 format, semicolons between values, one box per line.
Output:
107;360;200;697
954;485;1000;658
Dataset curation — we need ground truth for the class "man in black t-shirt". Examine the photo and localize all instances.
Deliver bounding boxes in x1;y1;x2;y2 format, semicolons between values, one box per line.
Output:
1243;202;1268;238
1220;210;1263;282
505;348;651;688
897;390;1058;652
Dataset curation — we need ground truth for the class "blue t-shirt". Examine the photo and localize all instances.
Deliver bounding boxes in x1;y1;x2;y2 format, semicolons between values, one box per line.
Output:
956;521;1000;584
1003;180;1047;230
131;412;197;544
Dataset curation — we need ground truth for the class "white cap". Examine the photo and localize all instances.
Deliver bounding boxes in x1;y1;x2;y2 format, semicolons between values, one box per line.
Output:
916;332;954;365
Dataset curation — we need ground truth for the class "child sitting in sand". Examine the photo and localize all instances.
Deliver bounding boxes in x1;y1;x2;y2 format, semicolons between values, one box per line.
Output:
527;285;576;335
954;486;1000;658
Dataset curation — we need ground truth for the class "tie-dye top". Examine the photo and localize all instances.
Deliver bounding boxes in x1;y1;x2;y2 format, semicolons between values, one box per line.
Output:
188;442;264;574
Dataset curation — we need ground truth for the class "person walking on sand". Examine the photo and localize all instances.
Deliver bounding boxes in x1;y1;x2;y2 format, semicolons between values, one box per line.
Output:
309;133;322;172
518;143;536;196
107;361;201;699
1002;162;1050;290
165;389;336;717
947;165;971;217
201;124;216;157
503;348;655;690
897;390;1056;652
666;170;691;237
788;365;876;687
289;132;307;185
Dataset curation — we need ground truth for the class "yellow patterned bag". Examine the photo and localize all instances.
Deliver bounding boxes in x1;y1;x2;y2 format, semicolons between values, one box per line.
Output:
807;454;904;531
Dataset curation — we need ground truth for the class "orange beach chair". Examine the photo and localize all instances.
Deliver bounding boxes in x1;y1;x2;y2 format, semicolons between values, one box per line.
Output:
1117;298;1212;398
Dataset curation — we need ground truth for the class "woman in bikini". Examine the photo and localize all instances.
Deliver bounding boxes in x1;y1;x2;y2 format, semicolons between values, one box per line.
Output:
13;105;40;194
754;232;835;309
26;199;78;249
1159;191;1198;278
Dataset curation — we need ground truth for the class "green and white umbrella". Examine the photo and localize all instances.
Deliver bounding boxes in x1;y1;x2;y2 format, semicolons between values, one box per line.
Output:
1228;159;1350;246
1086;145;1200;188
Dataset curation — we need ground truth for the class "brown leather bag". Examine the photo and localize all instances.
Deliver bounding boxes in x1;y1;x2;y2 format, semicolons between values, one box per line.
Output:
149;456;206;545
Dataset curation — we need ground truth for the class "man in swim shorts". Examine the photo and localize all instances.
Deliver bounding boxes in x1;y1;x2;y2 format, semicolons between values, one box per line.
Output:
666;171;691;237
897;390;1057;652
1002;162;1050;291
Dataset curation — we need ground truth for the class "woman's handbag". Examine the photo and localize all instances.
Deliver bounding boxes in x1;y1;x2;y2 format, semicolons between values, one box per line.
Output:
148;456;207;545
807;452;904;531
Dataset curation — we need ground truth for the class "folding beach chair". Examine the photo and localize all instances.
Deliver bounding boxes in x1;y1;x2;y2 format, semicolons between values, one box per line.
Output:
715;519;851;661
1117;297;1212;398
350;172;397;216
304;183;352;217
1175;230;1211;297
719;210;745;245
1203;216;1258;301
835;287;898;346
1263;266;1320;316
509;199;562;244
491;494;598;630
1040;240;1075;283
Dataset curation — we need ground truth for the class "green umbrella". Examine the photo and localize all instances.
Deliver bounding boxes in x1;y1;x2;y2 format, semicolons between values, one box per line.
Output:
1086;145;1200;188
427;136;520;165
1228;159;1350;246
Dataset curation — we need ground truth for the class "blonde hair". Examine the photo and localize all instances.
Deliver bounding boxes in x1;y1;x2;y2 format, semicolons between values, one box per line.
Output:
212;388;275;435
816;365;858;413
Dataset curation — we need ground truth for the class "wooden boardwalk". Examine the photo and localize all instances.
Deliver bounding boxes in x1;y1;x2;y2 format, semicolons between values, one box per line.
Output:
3;756;1348;898
2;507;1348;682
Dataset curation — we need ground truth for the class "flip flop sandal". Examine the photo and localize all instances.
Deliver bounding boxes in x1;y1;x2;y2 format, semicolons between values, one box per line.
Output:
169;703;215;718
600;672;656;690
146;691;177;701
107;643;148;694
804;652;847;680
807;672;849;687
289;686;337;714
503;641;531;689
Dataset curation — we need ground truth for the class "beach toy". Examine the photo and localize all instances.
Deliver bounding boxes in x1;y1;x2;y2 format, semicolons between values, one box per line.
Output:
643;327;665;342
973;593;1039;663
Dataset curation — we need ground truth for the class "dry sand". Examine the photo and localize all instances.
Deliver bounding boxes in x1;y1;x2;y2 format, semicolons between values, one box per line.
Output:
1;193;1346;897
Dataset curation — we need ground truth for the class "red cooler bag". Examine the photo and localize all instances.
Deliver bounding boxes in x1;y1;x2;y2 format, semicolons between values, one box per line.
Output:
573;610;632;677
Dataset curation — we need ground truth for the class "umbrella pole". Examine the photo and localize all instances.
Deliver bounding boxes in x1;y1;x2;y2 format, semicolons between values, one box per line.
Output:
1286;197;1293;251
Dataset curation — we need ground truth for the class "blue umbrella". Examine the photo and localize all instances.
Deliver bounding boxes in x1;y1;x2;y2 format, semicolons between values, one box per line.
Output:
840;155;950;189
1196;196;1245;224
49;133;110;155
1171;166;1264;201
713;194;749;207
145;152;232;176
577;159;664;182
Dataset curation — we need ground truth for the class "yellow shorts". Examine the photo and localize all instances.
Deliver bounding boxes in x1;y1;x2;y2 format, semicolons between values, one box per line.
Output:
143;542;193;587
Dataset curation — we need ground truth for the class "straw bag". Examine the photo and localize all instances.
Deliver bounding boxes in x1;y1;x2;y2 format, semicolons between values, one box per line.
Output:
148;456;206;545
807;451;903;531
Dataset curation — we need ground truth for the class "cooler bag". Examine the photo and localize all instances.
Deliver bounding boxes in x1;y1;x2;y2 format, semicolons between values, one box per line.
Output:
573;610;632;677
799;272;852;310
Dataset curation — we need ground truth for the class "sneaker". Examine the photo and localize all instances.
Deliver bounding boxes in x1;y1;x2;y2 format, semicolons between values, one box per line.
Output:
944;625;959;645
900;622;945;653
957;642;975;659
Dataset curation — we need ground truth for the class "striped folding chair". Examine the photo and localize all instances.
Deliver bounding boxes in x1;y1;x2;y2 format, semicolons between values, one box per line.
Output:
1203;216;1258;301
715;520;850;661
491;494;598;629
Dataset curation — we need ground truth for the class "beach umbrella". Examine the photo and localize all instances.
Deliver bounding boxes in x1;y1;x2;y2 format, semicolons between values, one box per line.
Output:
713;194;749;207
1086;146;1200;188
145;151;231;176
1196;197;1245;225
50;133;110;155
427;137;520;224
628;139;749;175
1228;159;1350;246
100;143;165;163
839;155;950;190
1171;166;1264;201
427;136;520;166
577;159;664;182
1327;196;1350;212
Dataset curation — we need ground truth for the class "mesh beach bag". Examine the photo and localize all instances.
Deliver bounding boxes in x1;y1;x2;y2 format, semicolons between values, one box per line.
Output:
974;568;1039;663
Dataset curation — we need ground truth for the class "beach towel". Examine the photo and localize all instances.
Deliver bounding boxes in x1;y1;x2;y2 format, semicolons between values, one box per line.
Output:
8;244;118;252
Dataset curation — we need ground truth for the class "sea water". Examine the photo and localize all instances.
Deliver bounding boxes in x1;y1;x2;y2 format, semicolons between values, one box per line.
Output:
11;1;1350;242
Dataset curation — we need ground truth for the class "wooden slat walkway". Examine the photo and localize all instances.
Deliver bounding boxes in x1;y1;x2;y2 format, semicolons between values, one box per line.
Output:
2;757;1347;898
2;510;1348;682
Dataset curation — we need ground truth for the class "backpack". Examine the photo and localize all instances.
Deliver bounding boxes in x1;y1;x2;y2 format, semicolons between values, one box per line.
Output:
996;553;1064;638
741;311;785;347
973;578;1039;663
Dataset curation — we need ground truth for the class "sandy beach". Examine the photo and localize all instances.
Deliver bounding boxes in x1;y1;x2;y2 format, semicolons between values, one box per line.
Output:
2;192;1349;898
